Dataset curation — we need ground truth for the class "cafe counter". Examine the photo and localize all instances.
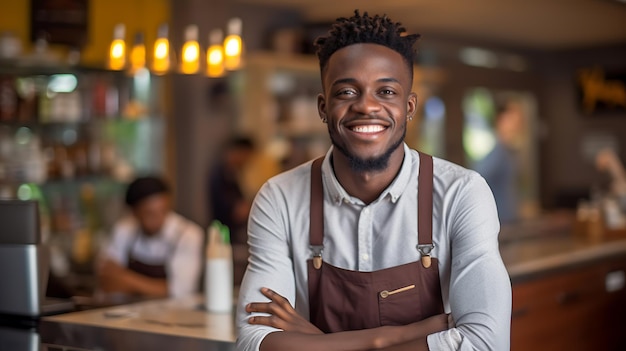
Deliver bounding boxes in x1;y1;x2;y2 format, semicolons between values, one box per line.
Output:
500;214;626;283
499;212;626;350
40;296;235;351
39;212;626;351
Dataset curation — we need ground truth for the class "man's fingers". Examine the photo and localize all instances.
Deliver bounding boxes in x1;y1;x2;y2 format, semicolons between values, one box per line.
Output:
246;295;324;335
246;302;272;313
246;288;299;323
246;301;291;320
248;315;285;329
260;288;295;311
248;289;297;319
261;288;288;304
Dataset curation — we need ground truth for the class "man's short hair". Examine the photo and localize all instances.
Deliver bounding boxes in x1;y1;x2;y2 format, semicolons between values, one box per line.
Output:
125;176;170;207
313;10;420;79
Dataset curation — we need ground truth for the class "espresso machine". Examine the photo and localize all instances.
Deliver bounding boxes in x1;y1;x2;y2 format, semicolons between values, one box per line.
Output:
0;200;72;350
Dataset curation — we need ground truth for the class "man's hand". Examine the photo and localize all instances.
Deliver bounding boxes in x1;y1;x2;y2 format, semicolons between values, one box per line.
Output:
246;288;450;351
96;259;134;294
96;258;168;297
246;287;323;335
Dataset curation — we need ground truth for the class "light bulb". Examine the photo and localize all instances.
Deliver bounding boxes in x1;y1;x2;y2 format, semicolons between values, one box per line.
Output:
152;24;170;75
130;32;146;74
224;17;242;71
206;29;224;77
181;25;200;74
109;24;126;70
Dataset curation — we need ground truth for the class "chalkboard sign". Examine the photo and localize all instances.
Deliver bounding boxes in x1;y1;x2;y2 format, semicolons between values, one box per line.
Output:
30;0;89;47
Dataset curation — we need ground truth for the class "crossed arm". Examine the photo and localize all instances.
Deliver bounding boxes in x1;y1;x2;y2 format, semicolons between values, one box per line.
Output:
246;287;449;351
97;258;168;297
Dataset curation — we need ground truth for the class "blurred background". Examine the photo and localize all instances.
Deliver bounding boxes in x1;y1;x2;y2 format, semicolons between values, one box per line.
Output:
1;0;626;349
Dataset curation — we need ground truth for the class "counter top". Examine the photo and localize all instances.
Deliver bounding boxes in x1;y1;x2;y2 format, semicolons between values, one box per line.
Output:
499;212;626;283
502;234;626;282
40;295;235;351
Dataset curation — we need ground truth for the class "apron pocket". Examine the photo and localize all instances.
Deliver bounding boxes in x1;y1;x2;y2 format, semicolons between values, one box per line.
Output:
378;283;422;326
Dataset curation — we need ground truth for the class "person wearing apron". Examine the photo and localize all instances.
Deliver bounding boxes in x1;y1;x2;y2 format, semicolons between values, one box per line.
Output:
97;176;204;299
237;10;511;351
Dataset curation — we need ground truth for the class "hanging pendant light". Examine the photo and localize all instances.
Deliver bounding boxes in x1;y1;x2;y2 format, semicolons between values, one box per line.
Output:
152;24;170;75
224;17;242;71
181;25;200;74
129;32;146;74
206;29;225;78
108;24;126;70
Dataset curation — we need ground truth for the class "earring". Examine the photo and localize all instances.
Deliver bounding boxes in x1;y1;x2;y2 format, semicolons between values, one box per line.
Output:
407;115;413;121
322;117;327;123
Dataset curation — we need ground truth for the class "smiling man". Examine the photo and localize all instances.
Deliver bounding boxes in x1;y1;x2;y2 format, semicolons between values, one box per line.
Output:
236;10;511;351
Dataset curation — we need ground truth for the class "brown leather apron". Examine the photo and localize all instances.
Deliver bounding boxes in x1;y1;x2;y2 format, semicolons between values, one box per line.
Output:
307;153;444;333
127;225;183;279
128;254;168;279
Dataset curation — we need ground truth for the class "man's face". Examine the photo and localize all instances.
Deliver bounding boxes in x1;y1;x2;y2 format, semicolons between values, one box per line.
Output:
132;193;171;236
317;43;417;172
498;102;525;146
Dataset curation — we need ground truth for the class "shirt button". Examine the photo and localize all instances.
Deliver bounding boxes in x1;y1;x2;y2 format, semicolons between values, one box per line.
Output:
362;254;369;261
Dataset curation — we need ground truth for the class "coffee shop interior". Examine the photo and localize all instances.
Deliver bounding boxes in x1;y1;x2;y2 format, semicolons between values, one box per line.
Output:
1;0;626;350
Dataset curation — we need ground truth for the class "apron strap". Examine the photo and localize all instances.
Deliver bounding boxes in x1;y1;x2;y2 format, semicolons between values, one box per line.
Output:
310;157;325;269
417;152;434;268
309;154;434;269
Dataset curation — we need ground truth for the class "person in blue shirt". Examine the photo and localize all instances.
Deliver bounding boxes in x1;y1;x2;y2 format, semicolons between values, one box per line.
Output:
473;99;526;224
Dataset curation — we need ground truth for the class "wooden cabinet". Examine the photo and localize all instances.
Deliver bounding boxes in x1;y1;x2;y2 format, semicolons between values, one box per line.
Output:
511;255;626;350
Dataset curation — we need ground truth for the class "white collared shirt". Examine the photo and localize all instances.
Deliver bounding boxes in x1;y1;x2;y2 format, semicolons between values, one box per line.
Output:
236;144;512;351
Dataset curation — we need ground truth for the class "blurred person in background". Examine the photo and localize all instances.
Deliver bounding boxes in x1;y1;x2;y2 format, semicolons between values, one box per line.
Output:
474;99;526;224
97;176;203;298
207;136;256;245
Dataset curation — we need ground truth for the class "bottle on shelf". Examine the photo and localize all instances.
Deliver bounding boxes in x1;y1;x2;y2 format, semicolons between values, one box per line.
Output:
0;75;17;122
91;75;120;119
15;77;37;123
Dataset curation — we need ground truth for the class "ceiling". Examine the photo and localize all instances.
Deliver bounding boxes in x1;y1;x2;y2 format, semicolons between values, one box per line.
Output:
235;0;626;50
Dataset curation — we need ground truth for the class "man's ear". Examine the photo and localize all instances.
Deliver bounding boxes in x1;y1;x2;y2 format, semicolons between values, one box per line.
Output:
317;93;327;123
407;92;418;120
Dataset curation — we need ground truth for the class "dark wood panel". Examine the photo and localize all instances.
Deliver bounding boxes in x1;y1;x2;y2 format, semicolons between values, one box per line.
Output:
511;256;626;351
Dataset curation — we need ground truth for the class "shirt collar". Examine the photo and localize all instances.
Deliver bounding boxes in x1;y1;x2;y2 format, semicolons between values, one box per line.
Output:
321;143;414;206
139;212;177;239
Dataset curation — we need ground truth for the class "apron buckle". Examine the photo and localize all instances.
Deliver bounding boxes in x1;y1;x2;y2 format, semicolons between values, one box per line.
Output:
417;244;434;269
311;245;324;270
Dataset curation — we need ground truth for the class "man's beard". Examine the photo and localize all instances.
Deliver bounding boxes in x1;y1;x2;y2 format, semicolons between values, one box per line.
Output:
329;124;406;173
